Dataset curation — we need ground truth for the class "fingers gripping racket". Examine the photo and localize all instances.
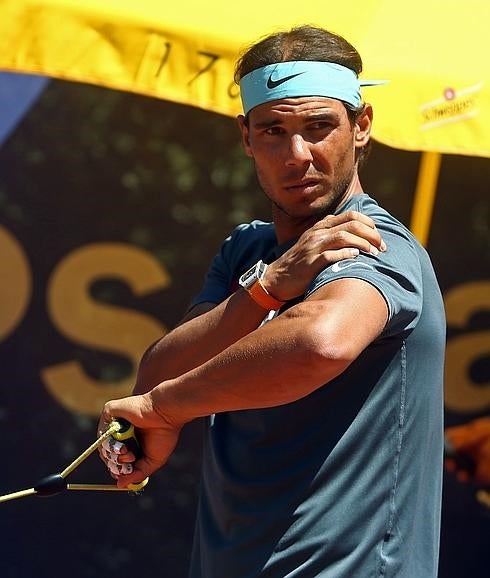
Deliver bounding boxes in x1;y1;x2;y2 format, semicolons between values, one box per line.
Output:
0;418;149;503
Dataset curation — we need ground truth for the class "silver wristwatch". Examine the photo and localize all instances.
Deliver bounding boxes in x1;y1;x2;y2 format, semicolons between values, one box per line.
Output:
238;260;268;290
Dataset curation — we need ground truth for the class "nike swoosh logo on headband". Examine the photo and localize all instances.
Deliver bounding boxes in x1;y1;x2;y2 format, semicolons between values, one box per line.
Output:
266;71;305;89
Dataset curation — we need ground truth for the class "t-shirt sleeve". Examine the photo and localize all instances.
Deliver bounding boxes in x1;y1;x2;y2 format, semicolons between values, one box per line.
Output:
304;226;423;337
190;221;276;307
190;224;248;307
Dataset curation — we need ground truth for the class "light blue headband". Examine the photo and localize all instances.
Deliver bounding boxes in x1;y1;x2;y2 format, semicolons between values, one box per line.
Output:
239;61;385;115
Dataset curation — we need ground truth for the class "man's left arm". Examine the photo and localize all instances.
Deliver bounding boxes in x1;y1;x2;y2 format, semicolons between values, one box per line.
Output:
102;277;388;486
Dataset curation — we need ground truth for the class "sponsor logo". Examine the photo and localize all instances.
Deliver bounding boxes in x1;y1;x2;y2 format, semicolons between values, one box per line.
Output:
420;83;482;130
266;72;305;89
330;259;374;273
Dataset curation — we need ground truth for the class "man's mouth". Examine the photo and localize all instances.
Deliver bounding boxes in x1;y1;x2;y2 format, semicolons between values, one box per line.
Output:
284;178;321;192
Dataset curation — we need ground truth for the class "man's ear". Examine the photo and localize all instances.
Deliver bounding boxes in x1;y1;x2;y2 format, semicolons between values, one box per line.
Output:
354;104;373;148
237;115;253;158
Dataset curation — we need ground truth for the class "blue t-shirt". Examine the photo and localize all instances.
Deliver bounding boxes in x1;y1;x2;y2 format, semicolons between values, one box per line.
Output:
189;194;446;578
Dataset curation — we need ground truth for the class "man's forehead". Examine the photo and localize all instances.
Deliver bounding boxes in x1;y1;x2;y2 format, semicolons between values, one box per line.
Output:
249;96;346;121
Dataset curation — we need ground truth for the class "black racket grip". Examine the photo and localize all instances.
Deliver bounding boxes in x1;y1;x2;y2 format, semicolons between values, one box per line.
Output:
111;418;149;492
111;418;142;459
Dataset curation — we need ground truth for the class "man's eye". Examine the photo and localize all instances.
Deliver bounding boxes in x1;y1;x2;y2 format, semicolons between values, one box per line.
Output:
310;122;332;131
264;126;283;135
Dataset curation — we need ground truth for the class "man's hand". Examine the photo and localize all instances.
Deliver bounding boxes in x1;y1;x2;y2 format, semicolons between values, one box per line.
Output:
262;211;386;302
97;392;183;488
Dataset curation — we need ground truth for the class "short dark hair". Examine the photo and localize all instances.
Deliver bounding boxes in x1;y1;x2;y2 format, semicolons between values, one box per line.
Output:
234;25;371;163
234;25;363;83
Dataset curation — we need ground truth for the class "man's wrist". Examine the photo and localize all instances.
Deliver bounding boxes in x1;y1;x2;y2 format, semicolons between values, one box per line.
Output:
247;278;285;310
239;260;286;311
149;381;192;428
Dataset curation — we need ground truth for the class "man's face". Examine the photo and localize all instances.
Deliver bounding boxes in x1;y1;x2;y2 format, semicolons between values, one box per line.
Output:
238;96;371;231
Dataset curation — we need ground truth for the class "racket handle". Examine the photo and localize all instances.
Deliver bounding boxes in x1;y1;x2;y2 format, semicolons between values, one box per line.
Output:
111;418;149;492
112;418;142;458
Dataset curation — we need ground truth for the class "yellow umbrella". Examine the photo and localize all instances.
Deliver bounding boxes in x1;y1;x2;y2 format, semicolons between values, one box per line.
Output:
1;0;488;243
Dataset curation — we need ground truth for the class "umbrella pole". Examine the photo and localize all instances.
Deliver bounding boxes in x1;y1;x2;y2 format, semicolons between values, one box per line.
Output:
410;151;442;247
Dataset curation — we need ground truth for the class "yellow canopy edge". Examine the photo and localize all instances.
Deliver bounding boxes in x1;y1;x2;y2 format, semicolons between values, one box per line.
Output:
1;0;490;158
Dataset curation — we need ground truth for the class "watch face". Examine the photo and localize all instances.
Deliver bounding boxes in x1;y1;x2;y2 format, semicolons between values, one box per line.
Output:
239;261;266;290
239;264;259;289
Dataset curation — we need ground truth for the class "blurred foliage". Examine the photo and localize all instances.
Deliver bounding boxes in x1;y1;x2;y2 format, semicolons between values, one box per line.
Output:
1;80;269;260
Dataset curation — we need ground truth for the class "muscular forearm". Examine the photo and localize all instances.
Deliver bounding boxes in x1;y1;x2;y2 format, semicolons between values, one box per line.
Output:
148;278;387;423
150;302;354;423
133;289;275;394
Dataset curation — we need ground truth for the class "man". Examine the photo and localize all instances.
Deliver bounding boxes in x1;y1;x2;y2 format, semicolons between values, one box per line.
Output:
99;25;446;578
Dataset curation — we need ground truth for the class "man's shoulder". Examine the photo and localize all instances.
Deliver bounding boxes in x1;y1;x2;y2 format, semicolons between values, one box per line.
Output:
345;194;420;247
232;219;274;236
226;219;275;248
340;193;397;223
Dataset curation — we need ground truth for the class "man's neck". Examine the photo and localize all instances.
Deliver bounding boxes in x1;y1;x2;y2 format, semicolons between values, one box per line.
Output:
273;177;365;244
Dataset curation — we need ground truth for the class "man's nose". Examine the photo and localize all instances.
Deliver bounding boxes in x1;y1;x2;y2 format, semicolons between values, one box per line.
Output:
285;134;313;166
